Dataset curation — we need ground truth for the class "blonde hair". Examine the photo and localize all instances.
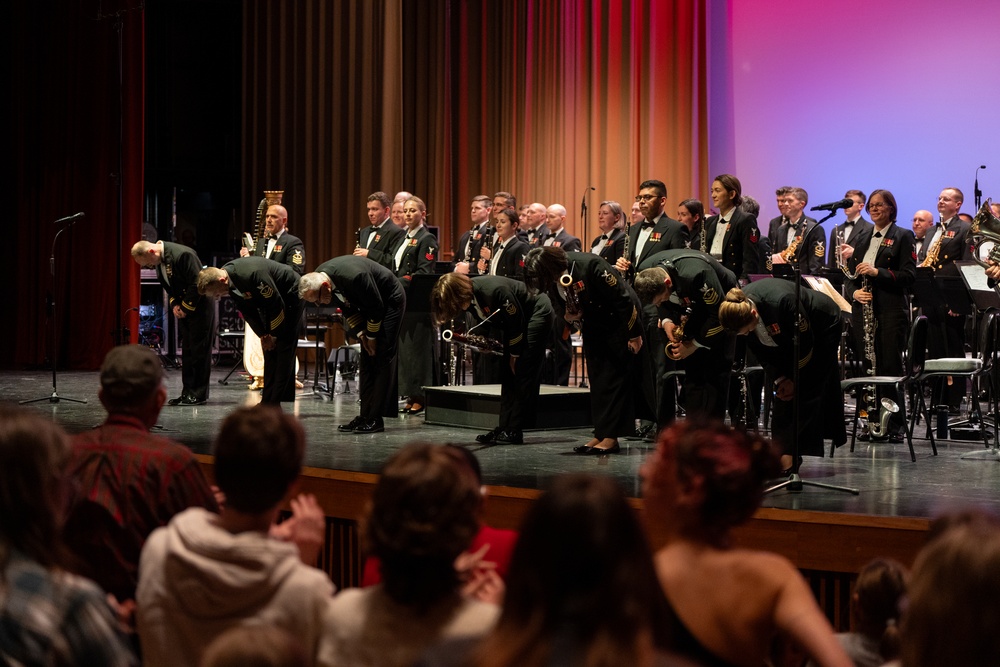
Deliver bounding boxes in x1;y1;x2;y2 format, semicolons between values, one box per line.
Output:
717;287;755;332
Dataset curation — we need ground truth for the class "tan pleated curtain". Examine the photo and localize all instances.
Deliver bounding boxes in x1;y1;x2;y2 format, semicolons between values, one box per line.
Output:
242;0;711;266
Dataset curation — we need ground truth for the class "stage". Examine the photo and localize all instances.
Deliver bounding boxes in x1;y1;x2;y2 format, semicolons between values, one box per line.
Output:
5;364;999;626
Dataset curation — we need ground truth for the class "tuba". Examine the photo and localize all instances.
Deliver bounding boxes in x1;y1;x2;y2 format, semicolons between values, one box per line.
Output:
969;198;1000;268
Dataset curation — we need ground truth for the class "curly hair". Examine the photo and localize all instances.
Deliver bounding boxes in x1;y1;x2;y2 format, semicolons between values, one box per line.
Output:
655;420;780;546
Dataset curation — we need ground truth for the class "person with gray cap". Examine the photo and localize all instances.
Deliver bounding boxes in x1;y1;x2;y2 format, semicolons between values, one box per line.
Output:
62;344;218;605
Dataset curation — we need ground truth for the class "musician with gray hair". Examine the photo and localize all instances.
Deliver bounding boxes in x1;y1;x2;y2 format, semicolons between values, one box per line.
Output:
299;256;405;433
431;273;552;445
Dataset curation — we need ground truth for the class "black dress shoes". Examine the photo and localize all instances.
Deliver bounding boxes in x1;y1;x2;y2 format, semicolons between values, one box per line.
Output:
338;416;365;432
353;418;385;434
168;394;206;406
476;428;500;444
493;430;523;445
573;442;621;455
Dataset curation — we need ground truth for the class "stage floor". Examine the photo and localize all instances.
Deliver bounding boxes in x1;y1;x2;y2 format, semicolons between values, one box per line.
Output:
4;366;999;521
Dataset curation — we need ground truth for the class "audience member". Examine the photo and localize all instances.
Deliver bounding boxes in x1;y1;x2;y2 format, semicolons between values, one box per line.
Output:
0;405;135;666
136;405;334;667
64;344;217;604
318;443;500;667
806;559;906;667
897;511;1000;667
641;420;851;667
471;474;686;667
362;445;517;587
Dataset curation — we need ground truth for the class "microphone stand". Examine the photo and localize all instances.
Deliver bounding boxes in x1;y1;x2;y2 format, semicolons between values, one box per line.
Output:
766;265;857;495
975;165;986;212
580;186;595;231
21;218;89;405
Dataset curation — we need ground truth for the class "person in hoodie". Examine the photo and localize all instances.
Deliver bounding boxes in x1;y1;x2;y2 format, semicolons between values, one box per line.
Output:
135;405;334;667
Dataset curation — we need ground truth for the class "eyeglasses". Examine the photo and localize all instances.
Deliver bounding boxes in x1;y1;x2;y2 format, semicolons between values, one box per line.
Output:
868;203;889;210
635;194;659;202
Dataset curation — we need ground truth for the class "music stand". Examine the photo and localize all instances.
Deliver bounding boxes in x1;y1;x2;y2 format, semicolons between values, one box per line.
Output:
22;219;88;405
953;262;1000;446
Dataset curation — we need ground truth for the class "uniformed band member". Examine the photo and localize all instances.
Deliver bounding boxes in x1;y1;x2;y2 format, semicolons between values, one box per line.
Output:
615;179;689;279
843;189;915;440
918;187;973;411
827;190;873;272
634;250;738;422
239;204;305;274
524;247;644;454
704;174;762;286
299;256;406;433
131;240;216;406
769;187;825;275
590;200;627;265
355;191;407;270
718;279;846;473
431;273;553;445
197;257;302;405
454;195;494;275
393;196;438;415
477;207;529;279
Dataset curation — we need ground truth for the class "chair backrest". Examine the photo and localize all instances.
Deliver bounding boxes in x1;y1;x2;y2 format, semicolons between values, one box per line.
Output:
905;315;928;378
978;309;1000;373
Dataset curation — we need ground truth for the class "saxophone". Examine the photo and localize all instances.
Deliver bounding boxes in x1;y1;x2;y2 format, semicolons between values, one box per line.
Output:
780;233;802;264
918;229;944;268
442;329;504;355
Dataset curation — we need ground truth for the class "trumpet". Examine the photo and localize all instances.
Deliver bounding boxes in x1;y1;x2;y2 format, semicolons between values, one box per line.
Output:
442;329;503;355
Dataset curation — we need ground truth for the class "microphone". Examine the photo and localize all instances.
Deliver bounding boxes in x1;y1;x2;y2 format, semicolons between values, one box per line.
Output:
53;212;85;224
810;198;854;212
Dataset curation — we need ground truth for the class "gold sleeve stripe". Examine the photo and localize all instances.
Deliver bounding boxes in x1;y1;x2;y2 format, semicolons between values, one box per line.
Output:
706;325;724;337
509;333;523;346
182;301;196;311
627;307;637;329
270;311;285;329
346;314;363;329
798;350;813;368
367;320;381;333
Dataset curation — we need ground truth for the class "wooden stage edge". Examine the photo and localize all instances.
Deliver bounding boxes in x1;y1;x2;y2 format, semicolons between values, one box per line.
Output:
197;455;931;578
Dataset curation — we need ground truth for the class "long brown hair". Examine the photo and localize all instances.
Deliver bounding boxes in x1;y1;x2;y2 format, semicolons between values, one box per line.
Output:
475;474;673;667
0;405;72;572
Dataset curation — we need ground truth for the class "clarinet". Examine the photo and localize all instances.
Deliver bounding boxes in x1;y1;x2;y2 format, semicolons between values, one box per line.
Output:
621;220;634;282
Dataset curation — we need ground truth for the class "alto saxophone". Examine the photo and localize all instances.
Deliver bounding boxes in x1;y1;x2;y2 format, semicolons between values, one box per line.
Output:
918;229;944;268
780;233;802;264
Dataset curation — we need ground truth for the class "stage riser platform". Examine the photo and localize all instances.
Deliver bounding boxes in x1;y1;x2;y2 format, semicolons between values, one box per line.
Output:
424;384;592;430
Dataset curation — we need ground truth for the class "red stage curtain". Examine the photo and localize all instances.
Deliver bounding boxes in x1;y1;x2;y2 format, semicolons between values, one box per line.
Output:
8;1;144;370
240;0;715;264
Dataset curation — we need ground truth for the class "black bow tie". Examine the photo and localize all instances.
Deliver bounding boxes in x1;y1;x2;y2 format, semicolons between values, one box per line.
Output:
267;234;278;240
600;234;609;240
641;221;655;229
